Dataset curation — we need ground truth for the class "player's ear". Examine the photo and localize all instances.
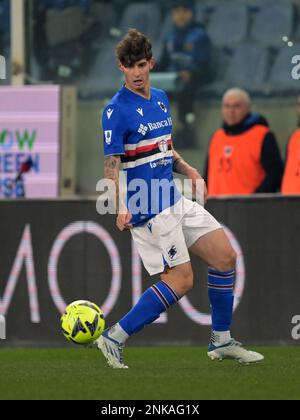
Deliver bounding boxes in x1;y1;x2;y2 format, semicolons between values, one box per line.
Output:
118;60;125;73
149;58;155;71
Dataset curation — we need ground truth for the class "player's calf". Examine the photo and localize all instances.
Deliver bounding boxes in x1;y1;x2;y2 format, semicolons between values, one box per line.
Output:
161;263;194;296
97;279;183;369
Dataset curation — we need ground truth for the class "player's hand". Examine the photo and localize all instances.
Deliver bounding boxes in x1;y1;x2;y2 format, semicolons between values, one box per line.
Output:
116;211;133;231
186;168;208;205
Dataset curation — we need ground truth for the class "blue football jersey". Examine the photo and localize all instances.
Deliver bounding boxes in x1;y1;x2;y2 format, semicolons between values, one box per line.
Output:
102;86;182;226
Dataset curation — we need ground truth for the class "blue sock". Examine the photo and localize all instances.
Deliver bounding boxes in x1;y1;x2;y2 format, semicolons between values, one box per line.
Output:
208;268;235;332
119;281;181;336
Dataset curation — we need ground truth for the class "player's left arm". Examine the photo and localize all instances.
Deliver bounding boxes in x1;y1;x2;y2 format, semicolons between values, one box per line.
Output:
172;146;208;203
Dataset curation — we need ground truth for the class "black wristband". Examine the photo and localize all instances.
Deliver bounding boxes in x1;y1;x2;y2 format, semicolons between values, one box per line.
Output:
173;158;181;173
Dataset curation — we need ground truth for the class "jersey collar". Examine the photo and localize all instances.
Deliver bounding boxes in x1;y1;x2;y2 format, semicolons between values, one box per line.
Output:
122;85;153;103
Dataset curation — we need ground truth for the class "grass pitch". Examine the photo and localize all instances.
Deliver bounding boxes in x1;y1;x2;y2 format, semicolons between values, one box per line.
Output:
0;347;299;400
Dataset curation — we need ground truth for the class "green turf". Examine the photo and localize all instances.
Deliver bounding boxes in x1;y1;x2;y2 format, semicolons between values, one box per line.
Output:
0;347;299;400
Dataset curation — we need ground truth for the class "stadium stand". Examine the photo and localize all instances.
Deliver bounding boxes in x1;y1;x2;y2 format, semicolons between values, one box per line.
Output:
194;0;216;24
27;0;300;99
267;43;300;95
31;0;117;84
92;2;117;41
201;43;271;96
153;13;172;63
250;0;297;48
119;2;162;41
223;43;271;94
76;39;121;98
206;1;249;48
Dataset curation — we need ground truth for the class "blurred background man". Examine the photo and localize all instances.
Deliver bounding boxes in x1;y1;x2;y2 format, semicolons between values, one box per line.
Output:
205;88;283;196
157;0;211;149
281;96;300;195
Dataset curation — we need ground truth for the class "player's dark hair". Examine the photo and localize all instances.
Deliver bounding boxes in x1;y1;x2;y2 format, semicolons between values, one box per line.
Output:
116;29;153;67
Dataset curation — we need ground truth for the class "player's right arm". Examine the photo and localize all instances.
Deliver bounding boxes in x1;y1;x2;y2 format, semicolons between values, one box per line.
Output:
102;105;133;231
104;155;133;231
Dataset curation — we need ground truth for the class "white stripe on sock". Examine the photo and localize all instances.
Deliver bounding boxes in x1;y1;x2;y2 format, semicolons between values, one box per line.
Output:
108;323;129;344
211;330;231;347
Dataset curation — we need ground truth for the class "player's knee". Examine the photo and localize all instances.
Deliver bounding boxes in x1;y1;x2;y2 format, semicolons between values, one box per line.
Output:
214;249;237;273
161;264;194;296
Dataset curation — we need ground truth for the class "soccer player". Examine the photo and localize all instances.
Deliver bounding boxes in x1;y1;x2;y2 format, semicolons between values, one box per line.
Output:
96;29;264;368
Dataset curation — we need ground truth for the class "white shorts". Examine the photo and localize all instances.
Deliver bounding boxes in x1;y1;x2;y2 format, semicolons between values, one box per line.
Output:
131;197;221;276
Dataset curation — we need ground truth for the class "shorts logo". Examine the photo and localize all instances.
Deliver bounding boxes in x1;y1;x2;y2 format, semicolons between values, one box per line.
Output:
138;124;148;136
104;130;113;145
168;245;177;261
147;222;153;233
158;102;167;113
158;140;169;154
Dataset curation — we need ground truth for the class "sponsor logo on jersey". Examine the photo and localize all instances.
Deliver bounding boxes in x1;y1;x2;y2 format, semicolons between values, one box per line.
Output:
148;117;172;131
104;130;113;145
150;158;173;169
138;124;148;136
137;108;144;117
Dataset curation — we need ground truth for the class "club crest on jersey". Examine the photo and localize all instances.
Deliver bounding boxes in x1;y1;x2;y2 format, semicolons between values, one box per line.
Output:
224;146;233;157
136;108;144;117
104;130;112;145
158;139;169;154
106;108;114;120
158;102;167;113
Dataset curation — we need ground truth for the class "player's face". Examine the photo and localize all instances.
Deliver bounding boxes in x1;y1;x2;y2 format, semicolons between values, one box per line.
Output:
172;7;193;28
119;58;155;94
222;95;250;126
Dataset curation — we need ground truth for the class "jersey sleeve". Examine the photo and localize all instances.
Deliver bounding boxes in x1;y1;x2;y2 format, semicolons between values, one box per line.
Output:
102;105;127;156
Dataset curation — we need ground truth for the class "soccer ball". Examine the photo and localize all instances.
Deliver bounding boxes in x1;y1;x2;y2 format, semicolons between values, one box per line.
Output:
61;300;105;345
